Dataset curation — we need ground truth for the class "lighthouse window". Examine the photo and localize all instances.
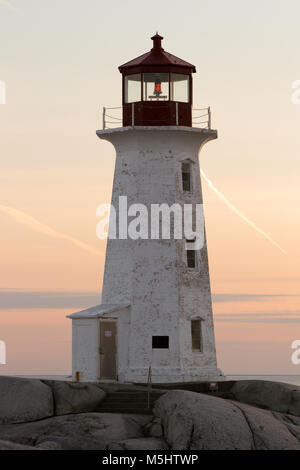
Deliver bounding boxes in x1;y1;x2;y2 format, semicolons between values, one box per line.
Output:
152;336;169;349
191;320;202;352
186;239;197;269
124;74;141;103
182;162;192;192
143;73;169;101
170;73;189;103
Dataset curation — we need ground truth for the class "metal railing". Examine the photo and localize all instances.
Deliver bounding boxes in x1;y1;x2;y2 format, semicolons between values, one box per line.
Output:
192;107;211;129
147;364;152;409
102;105;212;130
102;106;123;129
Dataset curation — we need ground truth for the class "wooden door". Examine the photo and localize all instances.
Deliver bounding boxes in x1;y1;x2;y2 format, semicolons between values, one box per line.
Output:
100;321;117;380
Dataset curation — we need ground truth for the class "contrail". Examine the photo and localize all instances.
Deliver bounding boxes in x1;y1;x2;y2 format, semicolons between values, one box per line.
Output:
200;170;286;254
0;205;101;256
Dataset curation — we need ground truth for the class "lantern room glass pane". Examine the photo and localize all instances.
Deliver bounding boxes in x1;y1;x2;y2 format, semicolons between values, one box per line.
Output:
171;73;189;103
124;74;141;103
143;73;169;101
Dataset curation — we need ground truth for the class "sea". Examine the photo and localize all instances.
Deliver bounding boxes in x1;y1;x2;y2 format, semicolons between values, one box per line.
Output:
14;374;300;386
226;375;300;386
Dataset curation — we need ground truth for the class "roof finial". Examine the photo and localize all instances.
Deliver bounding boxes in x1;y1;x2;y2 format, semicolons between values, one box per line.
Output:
151;32;164;52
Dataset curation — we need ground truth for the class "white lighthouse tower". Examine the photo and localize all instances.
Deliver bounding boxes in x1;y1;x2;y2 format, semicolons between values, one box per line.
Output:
68;34;223;383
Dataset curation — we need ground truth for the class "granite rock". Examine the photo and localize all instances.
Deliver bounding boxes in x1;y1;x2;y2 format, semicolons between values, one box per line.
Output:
43;380;106;415
228;380;300;417
0;377;53;424
0;412;151;450
154;390;300;450
108;437;168;450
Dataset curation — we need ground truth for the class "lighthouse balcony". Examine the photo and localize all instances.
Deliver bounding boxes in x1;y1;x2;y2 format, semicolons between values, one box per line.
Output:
102;104;212;130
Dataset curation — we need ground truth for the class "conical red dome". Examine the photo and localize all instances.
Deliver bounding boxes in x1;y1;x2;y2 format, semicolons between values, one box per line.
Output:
119;34;196;74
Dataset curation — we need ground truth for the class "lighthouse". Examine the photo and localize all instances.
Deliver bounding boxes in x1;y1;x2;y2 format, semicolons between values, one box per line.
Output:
68;34;223;383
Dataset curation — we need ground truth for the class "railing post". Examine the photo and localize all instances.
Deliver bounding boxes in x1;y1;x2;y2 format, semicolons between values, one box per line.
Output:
208;106;211;130
176;102;179;126
147;364;152;409
132;103;134;126
103;107;106;130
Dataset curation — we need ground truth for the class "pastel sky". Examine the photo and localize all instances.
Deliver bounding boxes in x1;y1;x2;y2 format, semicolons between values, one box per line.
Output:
0;0;300;375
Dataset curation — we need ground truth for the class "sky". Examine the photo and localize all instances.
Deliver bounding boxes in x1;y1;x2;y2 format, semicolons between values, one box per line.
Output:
0;0;300;376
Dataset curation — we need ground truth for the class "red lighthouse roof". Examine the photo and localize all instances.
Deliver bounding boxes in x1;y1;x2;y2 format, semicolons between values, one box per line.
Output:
119;33;196;74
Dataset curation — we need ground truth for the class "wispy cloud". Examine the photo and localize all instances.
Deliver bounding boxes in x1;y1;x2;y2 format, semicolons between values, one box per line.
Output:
0;204;101;256
200;170;286;254
1;290;298;311
212;293;300;302
0;290;101;309
215;311;300;323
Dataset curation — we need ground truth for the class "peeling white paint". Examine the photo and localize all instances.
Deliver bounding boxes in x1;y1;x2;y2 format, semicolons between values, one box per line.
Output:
69;126;223;383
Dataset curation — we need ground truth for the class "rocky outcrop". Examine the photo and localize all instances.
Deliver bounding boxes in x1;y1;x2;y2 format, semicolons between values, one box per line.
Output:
154;390;253;449
0;413;152;450
154;390;300;450
0;439;38;450
1;377;300;450
107;438;168;450
223;380;300;417
144;416;163;437
232;400;300;450
0;377;53;425
0;377;107;425
43;380;106;416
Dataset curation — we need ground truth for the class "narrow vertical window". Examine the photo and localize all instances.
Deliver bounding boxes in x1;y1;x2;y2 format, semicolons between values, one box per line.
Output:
186;239;197;269
182;162;191;192
191;320;202;352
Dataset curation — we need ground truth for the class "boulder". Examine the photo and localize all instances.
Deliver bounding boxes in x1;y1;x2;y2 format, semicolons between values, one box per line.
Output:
228;380;300;417
272;411;300;441
0;412;152;450
232;401;300;450
108;438;168;450
144;417;163;438
0;376;53;424
154;390;300;450
154;390;253;449
0;439;38;450
43;380;106;415
35;440;63;450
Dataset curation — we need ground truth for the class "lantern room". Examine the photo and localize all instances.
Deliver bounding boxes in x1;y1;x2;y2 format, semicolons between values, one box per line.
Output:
119;34;196;127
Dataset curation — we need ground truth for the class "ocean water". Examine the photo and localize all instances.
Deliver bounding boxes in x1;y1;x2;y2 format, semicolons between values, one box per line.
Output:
11;374;300;387
227;375;300;386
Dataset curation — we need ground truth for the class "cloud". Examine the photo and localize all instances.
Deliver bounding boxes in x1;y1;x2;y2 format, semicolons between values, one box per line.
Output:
214;311;300;323
200;169;286;254
0;290;101;309
1;290;298;310
0;204;101;256
212;293;300;322
212;293;300;302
